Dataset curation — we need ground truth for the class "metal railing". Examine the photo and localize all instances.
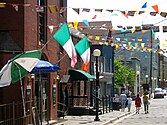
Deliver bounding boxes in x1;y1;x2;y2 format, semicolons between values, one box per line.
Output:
0;98;49;125
57;102;67;119
0;101;32;125
91;94;112;114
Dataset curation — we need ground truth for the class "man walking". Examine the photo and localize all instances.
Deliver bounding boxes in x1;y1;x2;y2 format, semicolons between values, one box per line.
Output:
143;92;149;114
120;91;127;112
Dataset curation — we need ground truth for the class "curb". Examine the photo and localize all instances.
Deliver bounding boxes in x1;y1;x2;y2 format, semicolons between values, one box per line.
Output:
102;112;135;125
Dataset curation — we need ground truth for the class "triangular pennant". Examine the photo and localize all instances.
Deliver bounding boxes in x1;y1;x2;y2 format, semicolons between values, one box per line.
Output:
152;5;159;13
72;8;79;14
131;30;135;33
116;38;120;42
106;9;113;13
95;9;103;12
82;20;89;26
148;43;151;47
127;11;135;16
135;26;141;31
160;12;167;18
82;8;90;12
138;39;142;42
142;30;148;34
126;26;133;29
153;26;159;32
59;7;66;17
92;15;97;19
142;25;152;30
154;40;158;43
152;30;155;35
121;11;128;18
48;25;54;34
150;12;157;16
12;4;19;11
49;6;57;13
73;22;78;30
138;11;145;14
141;2;147;8
59;7;66;13
0;3;6;8
141;43;145;48
121;11;126;15
95;36;100;40
88;35;93;39
36;6;44;13
163;26;167;32
162;43;166;47
117;26;123;29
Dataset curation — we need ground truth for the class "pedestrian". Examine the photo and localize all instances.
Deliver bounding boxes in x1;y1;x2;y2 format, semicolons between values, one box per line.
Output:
120;91;127;112
135;94;142;114
127;95;132;112
143;92;149;114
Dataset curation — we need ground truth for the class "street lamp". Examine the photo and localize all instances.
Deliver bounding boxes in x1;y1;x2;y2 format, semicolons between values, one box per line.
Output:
144;75;149;93
154;78;157;89
93;49;101;121
145;75;148;84
136;71;140;94
159;79;161;88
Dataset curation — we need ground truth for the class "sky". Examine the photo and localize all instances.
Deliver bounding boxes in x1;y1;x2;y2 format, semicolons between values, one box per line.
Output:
67;0;167;25
67;0;167;54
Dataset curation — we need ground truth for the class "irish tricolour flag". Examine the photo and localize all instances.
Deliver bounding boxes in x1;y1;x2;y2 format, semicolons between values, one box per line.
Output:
53;23;77;67
75;37;90;71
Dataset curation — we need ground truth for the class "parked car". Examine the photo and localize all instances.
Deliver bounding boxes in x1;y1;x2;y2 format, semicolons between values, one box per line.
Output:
154;88;164;99
162;89;167;96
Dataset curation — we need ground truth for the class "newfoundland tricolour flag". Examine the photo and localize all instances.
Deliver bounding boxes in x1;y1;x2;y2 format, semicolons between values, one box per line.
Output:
75;37;90;72
53;23;77;67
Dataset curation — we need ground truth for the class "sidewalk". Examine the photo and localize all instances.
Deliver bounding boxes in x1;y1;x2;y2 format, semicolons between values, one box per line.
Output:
49;101;136;125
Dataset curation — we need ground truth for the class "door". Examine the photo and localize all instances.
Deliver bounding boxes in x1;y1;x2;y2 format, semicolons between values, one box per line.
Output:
34;73;49;123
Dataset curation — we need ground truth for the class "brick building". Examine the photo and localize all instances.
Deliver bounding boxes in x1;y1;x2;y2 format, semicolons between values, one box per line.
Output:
0;0;71;123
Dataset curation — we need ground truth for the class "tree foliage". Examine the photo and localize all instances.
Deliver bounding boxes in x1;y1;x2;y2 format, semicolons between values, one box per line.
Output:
114;58;136;89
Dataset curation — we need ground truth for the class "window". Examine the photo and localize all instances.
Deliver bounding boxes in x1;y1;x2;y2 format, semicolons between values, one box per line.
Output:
77;82;80;95
38;0;46;44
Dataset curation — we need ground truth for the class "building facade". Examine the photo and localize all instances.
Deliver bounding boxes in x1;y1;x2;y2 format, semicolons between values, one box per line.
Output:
0;0;69;123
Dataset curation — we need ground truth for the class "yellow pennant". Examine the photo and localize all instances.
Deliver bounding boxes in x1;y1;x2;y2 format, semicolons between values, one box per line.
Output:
49;6;57;13
131;30;135;33
0;3;6;8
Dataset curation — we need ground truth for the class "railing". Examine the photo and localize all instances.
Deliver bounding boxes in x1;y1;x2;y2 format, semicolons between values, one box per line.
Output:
57;102;67;119
0;101;32;125
91;94;112;114
0;98;49;125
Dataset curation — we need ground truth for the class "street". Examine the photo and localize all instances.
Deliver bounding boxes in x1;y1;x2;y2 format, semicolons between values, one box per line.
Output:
111;96;167;125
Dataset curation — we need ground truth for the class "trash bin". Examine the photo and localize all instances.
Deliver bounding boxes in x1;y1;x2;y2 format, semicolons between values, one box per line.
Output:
112;102;120;111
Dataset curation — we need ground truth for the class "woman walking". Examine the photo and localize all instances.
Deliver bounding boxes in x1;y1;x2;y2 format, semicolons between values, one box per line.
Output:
135;94;142;114
127;95;132;112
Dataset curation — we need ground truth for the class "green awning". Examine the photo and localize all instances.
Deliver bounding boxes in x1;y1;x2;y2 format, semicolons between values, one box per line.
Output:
69;69;94;81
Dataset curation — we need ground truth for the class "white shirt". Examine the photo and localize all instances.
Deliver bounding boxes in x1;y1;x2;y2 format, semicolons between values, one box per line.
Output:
127;97;132;104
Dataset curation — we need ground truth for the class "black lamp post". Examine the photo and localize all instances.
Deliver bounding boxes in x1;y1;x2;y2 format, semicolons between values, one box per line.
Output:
93;49;101;121
145;75;148;92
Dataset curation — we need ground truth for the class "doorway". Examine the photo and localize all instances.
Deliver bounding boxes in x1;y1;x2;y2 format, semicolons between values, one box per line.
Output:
34;73;49;122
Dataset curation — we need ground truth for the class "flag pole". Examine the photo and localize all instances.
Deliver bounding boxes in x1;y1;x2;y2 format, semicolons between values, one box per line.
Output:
39;35;68;64
40;37;53;51
15;63;26;116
